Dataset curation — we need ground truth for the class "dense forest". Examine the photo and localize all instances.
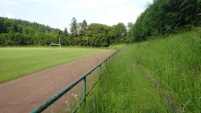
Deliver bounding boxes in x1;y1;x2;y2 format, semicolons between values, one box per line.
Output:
128;0;201;42
0;17;127;47
0;17;67;46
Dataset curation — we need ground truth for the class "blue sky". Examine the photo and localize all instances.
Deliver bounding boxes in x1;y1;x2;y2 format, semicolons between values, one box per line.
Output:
0;0;152;31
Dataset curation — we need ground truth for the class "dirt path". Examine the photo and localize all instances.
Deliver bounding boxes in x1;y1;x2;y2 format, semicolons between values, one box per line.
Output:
0;50;115;113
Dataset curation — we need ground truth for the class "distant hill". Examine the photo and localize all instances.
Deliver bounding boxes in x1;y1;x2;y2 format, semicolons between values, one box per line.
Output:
0;17;66;46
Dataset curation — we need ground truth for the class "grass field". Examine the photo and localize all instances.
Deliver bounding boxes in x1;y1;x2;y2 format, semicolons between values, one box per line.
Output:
78;28;201;112
0;47;105;83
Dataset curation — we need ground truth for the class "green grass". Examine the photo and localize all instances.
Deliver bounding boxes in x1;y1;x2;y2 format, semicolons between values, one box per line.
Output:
108;44;126;49
0;47;105;83
78;28;201;112
135;28;201;112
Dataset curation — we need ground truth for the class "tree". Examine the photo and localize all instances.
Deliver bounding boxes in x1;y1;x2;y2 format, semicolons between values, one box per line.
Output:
81;20;87;31
64;27;69;36
85;23;110;47
129;0;201;42
0;16;67;46
78;20;88;46
61;27;70;46
70;17;77;36
109;22;127;44
127;22;133;31
0;17;7;33
126;22;133;43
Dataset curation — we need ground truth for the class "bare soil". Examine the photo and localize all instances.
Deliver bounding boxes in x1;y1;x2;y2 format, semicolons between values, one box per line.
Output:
0;50;115;113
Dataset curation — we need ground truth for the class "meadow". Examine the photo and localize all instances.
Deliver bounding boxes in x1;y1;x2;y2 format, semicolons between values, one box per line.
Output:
0;47;104;83
78;28;201;112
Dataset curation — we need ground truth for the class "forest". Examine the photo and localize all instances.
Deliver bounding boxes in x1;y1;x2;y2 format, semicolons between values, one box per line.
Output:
128;0;201;42
0;17;127;47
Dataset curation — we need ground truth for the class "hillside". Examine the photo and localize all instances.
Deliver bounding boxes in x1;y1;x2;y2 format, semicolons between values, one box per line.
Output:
78;28;201;112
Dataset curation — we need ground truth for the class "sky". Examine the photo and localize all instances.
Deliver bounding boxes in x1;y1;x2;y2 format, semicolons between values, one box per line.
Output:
0;0;153;31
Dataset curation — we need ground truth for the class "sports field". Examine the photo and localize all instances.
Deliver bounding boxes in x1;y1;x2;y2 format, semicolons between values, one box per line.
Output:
0;47;104;83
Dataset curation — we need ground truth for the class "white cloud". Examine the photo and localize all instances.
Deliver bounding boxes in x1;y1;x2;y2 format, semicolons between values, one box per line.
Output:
64;0;152;25
0;0;44;6
6;13;13;18
97;6;142;25
26;0;44;1
0;0;19;6
0;0;153;30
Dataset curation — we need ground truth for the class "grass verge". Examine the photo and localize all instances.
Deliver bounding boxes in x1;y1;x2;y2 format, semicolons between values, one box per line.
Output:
78;28;201;112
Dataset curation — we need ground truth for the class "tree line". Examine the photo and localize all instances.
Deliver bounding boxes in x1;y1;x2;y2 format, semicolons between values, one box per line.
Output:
127;0;201;42
1;1;200;46
0;17;128;47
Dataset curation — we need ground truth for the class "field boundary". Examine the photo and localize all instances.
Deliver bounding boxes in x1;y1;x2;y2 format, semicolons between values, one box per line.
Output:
31;50;119;113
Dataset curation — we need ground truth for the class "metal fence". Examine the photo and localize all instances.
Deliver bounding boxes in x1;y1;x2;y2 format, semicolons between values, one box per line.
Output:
31;50;119;113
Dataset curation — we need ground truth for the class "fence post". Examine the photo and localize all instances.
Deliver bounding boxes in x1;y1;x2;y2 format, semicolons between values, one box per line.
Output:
98;65;101;77
83;77;86;104
105;59;108;70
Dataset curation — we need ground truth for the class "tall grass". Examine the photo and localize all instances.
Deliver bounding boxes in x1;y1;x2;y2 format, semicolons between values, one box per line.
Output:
136;28;201;112
78;28;201;112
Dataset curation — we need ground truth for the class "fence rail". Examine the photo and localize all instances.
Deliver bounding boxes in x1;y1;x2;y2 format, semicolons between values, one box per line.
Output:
31;50;119;113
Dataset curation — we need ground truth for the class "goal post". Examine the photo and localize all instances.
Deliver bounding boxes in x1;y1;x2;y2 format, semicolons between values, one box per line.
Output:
49;43;61;48
49;38;61;48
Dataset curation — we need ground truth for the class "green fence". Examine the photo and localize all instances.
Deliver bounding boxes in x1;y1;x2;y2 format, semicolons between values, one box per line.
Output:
31;50;119;113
